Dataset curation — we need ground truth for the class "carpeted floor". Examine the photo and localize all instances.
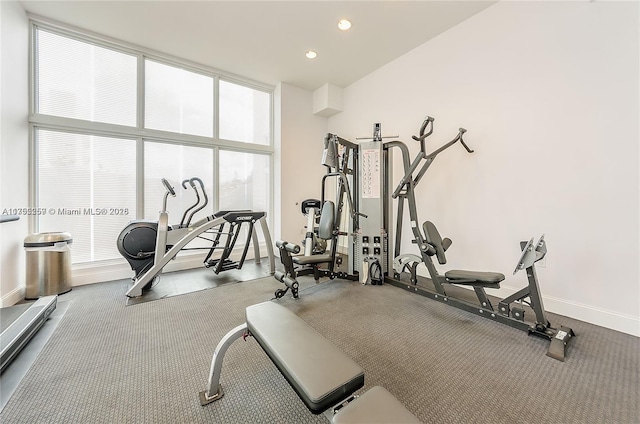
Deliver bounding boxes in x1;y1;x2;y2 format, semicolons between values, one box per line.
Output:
1;271;638;423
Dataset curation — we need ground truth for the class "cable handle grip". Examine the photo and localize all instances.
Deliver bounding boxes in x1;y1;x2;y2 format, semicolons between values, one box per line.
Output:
185;177;209;226
181;179;197;190
457;128;475;153
411;116;435;142
161;178;176;196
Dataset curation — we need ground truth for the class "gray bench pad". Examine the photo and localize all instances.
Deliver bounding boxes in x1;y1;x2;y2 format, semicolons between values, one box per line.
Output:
292;254;334;265
445;269;505;288
246;302;365;414
332;386;422;424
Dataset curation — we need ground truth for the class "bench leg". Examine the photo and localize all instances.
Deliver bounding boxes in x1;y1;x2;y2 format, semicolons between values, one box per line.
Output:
199;323;248;406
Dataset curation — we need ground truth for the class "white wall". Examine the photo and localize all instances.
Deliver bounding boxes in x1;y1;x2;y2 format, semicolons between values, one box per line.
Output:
275;82;328;246
0;1;29;306
329;1;639;335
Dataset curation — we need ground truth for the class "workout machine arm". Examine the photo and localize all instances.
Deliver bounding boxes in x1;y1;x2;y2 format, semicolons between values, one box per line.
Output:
185;177;208;226
412;127;474;188
161;178;176;212
411;116;435;157
426;127;474;158
393;117;474;199
179;179;199;227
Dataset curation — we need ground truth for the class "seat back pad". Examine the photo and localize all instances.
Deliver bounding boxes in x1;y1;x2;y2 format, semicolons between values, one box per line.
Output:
246;302;364;414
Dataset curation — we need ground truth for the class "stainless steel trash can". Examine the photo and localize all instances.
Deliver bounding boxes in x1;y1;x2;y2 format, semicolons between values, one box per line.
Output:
24;232;72;299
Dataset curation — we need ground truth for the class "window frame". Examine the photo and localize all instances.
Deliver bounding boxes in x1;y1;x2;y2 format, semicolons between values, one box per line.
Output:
28;18;275;266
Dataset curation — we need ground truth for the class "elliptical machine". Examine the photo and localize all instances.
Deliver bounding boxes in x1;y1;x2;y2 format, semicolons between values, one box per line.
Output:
117;177;275;298
117;178;181;281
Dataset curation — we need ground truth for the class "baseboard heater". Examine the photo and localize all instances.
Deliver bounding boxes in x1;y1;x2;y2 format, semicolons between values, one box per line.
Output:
0;295;57;373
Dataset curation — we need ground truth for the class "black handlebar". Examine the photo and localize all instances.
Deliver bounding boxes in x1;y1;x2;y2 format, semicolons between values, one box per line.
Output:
185;177;208;226
181;179;196;190
162;178;176;196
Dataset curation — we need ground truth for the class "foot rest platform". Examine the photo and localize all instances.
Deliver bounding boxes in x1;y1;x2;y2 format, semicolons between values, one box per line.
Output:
444;269;505;288
332;386;421;424
246;302;364;414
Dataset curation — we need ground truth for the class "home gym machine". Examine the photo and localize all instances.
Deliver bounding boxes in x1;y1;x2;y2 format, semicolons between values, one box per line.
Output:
278;116;575;360
273;134;365;299
364;116;575;361
118;177;275;298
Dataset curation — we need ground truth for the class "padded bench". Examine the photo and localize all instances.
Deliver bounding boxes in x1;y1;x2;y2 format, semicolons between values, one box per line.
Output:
200;301;421;423
247;301;364;413
444;269;505;288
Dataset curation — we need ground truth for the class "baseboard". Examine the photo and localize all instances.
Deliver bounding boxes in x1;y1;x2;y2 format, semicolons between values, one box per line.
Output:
71;254;206;286
1;285;25;308
479;282;639;337
3;242;270;305
70;241;269;286
541;294;639;337
410;267;639;337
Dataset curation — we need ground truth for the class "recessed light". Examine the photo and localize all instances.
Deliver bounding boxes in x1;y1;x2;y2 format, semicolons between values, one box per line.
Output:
305;50;317;59
338;19;352;31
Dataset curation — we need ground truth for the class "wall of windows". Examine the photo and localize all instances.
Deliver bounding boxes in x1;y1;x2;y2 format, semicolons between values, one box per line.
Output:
31;22;273;265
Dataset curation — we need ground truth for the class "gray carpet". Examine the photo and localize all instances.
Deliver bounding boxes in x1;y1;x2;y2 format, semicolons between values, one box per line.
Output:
1;271;638;423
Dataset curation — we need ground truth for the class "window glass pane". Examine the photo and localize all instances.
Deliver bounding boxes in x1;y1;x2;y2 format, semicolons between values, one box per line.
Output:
37;130;136;264
36;29;137;126
219;80;270;145
219;150;269;212
219;150;270;243
144;142;214;255
144;142;214;221
145;60;214;137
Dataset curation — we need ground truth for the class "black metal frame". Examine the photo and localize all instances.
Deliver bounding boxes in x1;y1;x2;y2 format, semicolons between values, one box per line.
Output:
273;134;362;298
382;117;574;361
385;244;575;361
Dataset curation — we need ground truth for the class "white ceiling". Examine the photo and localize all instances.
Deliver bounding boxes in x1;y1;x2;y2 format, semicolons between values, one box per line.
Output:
19;1;496;91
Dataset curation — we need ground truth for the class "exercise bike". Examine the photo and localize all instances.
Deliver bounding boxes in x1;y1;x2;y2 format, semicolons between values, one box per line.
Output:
117;177;275;298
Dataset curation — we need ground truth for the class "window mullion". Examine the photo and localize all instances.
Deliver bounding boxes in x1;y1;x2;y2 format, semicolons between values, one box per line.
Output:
214;75;220;141
137;55;145;220
136;138;145;220
212;146;219;212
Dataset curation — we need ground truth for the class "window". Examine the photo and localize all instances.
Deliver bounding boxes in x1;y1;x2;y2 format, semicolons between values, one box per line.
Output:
219;80;271;145
145;60;214;137
37;129;136;263
143;142;214;222
219;151;270;242
36;29;137;126
219;150;270;212
31;23;273;266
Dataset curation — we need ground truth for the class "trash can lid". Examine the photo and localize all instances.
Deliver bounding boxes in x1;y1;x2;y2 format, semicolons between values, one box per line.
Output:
24;232;73;247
